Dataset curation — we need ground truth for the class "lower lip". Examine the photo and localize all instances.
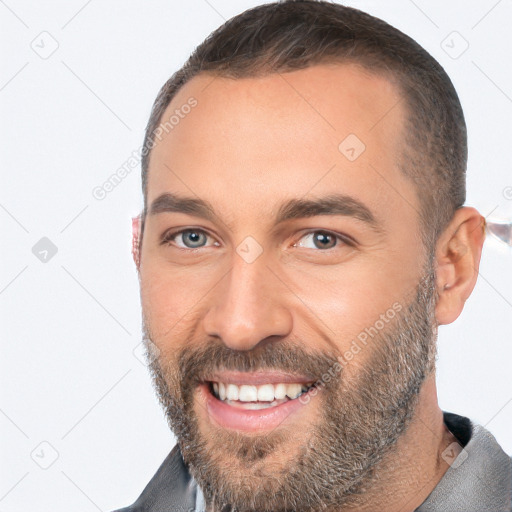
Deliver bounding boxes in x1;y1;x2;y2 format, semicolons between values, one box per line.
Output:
200;383;319;433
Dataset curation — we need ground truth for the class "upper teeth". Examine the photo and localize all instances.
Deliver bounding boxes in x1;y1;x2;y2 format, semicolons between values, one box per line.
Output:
212;382;313;401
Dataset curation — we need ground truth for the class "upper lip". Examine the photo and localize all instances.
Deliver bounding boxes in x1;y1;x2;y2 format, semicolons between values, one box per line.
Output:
203;370;317;386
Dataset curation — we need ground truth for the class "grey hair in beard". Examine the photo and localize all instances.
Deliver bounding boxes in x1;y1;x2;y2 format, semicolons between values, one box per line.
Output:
143;255;438;512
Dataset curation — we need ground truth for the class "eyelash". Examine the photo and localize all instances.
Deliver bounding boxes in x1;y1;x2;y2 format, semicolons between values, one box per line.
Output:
160;228;355;251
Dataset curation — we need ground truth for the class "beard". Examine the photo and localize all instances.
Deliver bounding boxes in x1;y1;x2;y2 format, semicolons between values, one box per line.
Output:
142;256;438;512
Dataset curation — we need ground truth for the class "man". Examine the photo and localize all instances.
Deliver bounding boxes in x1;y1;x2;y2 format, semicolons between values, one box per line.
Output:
115;1;511;511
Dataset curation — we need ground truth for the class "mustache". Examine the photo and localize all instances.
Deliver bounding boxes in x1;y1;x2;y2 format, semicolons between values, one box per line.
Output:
174;338;344;388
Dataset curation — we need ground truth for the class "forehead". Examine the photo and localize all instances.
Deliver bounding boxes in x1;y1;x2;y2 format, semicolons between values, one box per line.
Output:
146;63;418;232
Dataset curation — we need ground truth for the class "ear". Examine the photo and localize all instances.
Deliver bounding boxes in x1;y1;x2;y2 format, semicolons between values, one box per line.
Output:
434;207;486;325
131;214;141;270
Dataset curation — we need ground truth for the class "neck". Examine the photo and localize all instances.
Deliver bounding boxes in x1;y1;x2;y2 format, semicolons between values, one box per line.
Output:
341;373;457;512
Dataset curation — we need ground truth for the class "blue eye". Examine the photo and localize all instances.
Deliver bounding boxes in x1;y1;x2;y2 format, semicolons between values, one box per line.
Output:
180;230;207;248
161;228;351;252
163;229;216;249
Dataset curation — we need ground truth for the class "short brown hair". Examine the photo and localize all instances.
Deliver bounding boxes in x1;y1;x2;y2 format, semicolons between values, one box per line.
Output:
141;0;467;249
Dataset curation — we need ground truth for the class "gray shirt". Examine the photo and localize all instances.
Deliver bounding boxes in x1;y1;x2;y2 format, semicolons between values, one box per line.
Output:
113;412;512;512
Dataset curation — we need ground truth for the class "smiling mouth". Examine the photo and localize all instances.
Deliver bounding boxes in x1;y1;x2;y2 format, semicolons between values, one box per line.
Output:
207;380;317;409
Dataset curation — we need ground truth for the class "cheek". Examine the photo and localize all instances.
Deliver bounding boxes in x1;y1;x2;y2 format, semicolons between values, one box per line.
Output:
140;264;222;342
280;258;413;349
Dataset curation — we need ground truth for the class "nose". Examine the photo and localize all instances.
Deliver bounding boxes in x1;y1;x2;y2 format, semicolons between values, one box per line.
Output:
202;253;293;351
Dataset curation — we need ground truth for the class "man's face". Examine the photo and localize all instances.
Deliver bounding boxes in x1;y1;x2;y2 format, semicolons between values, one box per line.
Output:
139;63;437;511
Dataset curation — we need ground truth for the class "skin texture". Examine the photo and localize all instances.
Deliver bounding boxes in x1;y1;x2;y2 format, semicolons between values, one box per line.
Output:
136;63;486;511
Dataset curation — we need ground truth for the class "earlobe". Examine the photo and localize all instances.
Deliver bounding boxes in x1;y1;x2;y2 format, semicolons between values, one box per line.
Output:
434;207;486;325
132;214;142;269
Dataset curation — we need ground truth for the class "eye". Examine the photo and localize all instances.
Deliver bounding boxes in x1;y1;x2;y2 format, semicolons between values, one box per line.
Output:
161;228;219;249
293;230;351;250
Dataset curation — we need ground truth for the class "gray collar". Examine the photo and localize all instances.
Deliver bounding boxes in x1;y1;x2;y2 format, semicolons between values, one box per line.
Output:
415;421;511;511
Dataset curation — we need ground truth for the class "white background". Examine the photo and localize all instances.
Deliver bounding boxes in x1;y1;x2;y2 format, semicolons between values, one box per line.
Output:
1;1;511;510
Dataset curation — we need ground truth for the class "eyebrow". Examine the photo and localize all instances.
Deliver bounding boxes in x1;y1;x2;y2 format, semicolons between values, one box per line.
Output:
149;193;217;220
148;192;382;232
275;195;379;228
